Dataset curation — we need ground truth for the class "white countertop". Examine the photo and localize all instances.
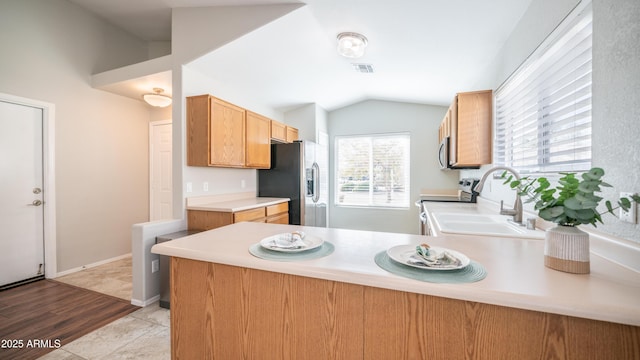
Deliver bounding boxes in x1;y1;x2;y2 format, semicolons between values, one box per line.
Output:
186;197;289;212
151;221;640;327
418;188;461;202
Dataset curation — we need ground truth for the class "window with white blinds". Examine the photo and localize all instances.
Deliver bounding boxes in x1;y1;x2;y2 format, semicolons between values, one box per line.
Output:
335;133;410;208
494;2;592;173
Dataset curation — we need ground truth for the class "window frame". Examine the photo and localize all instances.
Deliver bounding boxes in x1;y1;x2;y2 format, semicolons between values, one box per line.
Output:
334;132;411;209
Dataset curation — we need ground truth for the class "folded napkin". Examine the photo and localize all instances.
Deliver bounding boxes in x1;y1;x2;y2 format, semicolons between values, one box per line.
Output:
407;243;462;268
268;231;307;249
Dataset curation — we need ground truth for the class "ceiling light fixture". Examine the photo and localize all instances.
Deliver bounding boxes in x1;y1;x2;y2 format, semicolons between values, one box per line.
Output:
143;88;172;107
337;32;368;59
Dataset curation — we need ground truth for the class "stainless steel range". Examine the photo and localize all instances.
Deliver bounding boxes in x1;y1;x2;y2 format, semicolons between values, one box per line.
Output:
417;178;479;235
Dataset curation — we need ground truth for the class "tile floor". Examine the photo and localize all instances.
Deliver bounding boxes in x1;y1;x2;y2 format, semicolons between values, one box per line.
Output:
54;257;133;301
39;257;171;359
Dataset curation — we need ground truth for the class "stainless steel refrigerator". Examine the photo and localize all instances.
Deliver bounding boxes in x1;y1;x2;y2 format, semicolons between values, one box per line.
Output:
258;141;328;227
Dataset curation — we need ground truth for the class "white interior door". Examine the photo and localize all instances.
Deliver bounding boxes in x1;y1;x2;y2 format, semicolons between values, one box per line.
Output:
0;100;45;288
150;120;173;221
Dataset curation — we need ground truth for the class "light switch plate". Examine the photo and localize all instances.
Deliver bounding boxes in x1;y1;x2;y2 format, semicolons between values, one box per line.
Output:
619;192;637;224
151;259;159;273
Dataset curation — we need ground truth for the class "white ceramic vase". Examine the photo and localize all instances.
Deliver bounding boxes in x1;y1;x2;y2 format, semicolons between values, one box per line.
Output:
544;225;590;274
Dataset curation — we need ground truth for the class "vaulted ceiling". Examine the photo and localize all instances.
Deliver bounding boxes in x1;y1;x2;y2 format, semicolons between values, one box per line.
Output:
69;0;533;111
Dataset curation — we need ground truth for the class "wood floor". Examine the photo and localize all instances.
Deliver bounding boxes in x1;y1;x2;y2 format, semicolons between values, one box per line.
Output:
0;279;139;360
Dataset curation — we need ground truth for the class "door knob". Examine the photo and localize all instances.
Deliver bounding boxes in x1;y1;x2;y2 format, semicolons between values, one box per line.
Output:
28;200;43;206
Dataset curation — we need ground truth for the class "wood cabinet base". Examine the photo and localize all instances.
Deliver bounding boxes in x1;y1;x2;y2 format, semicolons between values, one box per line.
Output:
171;258;363;359
187;203;289;231
171;258;640;359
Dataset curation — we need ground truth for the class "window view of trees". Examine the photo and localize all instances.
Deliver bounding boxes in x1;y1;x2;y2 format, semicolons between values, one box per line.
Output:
336;134;410;208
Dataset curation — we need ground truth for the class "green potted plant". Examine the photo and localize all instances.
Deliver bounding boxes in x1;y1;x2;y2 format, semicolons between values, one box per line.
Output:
501;167;639;274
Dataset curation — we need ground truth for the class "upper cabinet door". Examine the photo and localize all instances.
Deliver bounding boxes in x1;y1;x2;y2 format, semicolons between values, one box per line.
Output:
186;95;211;167
246;111;271;169
455;90;492;167
286;126;299;142
210;97;246;167
271;120;287;143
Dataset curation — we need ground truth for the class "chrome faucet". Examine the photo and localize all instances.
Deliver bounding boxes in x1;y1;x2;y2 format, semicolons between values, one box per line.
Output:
474;166;523;225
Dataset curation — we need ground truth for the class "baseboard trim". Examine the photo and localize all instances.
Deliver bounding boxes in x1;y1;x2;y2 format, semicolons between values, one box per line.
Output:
52;253;132;278
131;294;160;307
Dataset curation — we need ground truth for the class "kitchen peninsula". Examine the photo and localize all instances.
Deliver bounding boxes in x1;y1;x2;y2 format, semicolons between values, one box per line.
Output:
152;222;640;359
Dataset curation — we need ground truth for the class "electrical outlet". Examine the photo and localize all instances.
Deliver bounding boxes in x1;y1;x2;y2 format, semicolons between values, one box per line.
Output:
241;179;246;188
186;182;192;193
619;192;637;224
203;182;209;191
151;259;159;273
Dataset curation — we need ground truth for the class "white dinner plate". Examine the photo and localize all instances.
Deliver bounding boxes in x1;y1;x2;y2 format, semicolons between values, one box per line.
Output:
259;233;324;253
386;245;470;270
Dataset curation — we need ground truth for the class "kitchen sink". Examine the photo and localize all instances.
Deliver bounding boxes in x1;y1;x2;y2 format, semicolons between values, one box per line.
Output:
432;213;545;239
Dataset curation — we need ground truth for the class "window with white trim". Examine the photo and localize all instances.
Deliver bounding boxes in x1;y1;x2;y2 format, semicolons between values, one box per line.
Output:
335;133;410;208
494;1;592;173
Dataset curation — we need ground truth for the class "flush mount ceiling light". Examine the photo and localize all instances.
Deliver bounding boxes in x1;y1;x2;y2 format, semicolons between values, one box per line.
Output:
337;32;368;59
143;88;172;107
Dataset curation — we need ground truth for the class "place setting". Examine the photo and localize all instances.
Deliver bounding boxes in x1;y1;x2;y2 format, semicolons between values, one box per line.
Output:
374;242;487;283
248;231;335;261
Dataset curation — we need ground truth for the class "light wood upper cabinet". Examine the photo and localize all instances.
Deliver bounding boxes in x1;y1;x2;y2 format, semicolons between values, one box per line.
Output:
438;102;455;142
286;126;299;142
210;97;246;167
246;111;271;169
187;95;245;167
187;94;273;169
270;120;287;143
439;90;492;168
271;119;299;143
186;95;212;167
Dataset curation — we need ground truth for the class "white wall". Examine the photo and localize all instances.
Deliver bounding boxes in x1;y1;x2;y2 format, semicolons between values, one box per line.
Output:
172;4;303;65
473;0;581;90
0;0;153;272
150;106;172;122
464;0;640;243
284;104;316;141
316;105;329;144
131;219;184;306
283;103;329;144
328;100;458;234
591;0;640;241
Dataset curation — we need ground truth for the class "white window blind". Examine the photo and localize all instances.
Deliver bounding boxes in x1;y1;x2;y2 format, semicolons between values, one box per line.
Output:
494;2;592;173
335;133;410;208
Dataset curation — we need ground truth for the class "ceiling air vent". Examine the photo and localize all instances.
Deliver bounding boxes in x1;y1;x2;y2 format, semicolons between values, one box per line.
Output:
352;63;374;73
